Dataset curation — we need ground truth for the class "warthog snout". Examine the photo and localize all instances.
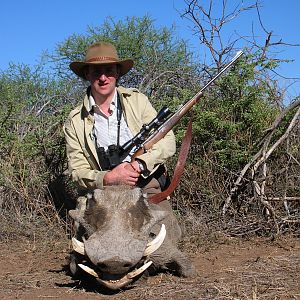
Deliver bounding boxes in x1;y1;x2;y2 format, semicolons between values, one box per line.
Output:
97;258;134;274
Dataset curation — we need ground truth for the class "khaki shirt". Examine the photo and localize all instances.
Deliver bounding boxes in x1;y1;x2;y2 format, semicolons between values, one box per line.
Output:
63;86;176;190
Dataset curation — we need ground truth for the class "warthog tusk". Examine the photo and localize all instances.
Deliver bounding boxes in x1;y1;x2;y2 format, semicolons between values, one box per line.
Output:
72;237;85;255
78;261;153;290
127;260;153;279
78;263;98;277
144;224;166;256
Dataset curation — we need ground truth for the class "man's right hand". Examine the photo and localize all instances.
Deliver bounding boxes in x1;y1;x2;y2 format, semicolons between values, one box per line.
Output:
103;162;140;186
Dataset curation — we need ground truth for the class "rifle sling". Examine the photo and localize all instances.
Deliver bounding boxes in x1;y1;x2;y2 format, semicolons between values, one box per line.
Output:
149;118;193;204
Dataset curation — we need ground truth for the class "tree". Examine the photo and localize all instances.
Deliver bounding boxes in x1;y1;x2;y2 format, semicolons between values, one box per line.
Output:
176;0;300;235
49;15;199;109
0;16;199;226
0;9;298;236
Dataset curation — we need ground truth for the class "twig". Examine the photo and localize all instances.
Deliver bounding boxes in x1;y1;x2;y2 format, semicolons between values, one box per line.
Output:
223;99;300;217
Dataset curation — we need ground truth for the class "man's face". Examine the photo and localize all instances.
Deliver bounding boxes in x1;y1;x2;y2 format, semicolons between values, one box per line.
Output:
86;64;120;100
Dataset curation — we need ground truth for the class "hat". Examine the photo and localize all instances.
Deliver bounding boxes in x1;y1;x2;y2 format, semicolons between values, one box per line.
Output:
69;42;134;79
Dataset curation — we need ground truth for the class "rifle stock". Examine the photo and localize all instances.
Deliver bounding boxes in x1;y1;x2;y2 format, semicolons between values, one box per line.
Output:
134;50;243;157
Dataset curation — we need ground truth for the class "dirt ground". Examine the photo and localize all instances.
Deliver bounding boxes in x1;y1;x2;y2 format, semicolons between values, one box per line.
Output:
0;233;299;300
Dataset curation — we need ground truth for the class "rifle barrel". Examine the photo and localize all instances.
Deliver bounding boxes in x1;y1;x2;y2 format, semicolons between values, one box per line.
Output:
139;50;244;152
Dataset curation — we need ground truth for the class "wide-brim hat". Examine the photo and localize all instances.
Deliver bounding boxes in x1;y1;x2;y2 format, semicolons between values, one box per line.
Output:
69;42;134;79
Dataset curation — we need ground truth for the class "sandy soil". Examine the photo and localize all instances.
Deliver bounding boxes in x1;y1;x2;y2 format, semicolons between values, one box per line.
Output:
0;234;299;300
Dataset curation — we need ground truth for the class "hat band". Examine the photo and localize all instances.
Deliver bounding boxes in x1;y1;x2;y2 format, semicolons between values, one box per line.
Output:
86;56;119;63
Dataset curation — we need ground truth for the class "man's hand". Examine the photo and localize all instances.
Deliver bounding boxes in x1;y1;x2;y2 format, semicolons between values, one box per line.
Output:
103;162;141;186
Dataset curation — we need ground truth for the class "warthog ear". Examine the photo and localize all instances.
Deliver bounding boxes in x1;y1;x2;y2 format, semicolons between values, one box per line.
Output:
68;209;84;222
85;190;104;209
91;189;103;200
87;191;94;199
150;205;168;223
141;195;168;227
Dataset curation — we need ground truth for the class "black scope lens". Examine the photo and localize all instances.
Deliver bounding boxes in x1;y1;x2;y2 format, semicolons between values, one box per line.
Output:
156;107;172;122
146;107;172;130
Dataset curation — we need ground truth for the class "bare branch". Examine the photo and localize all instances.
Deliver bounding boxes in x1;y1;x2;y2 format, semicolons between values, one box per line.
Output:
223;99;300;216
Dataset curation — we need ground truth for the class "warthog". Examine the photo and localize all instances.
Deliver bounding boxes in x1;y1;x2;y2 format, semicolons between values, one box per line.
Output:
69;185;196;290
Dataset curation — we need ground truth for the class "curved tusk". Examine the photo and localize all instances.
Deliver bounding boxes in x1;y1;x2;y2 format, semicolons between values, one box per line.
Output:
127;260;152;279
78;264;98;277
144;224;166;256
72;237;85;255
78;260;153;290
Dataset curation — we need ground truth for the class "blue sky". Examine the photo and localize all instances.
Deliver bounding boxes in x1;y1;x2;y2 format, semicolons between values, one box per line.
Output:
1;0;299;99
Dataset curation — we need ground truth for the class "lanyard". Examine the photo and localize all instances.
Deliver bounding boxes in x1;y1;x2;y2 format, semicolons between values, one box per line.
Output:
116;91;122;148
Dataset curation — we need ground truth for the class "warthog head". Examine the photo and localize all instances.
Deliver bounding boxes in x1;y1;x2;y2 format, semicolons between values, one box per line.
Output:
69;186;169;289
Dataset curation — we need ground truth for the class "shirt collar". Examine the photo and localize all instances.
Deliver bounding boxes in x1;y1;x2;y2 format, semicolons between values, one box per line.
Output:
88;88;118;115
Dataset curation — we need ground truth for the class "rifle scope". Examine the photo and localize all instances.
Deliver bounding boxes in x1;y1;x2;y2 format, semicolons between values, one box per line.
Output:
121;106;172;154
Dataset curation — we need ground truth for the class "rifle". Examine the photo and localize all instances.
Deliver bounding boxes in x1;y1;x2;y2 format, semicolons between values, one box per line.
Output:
97;50;243;170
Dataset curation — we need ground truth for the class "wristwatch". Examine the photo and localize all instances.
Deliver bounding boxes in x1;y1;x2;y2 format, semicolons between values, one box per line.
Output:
135;159;145;173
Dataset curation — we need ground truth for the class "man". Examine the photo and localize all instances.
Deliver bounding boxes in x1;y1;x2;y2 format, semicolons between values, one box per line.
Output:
64;42;176;196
